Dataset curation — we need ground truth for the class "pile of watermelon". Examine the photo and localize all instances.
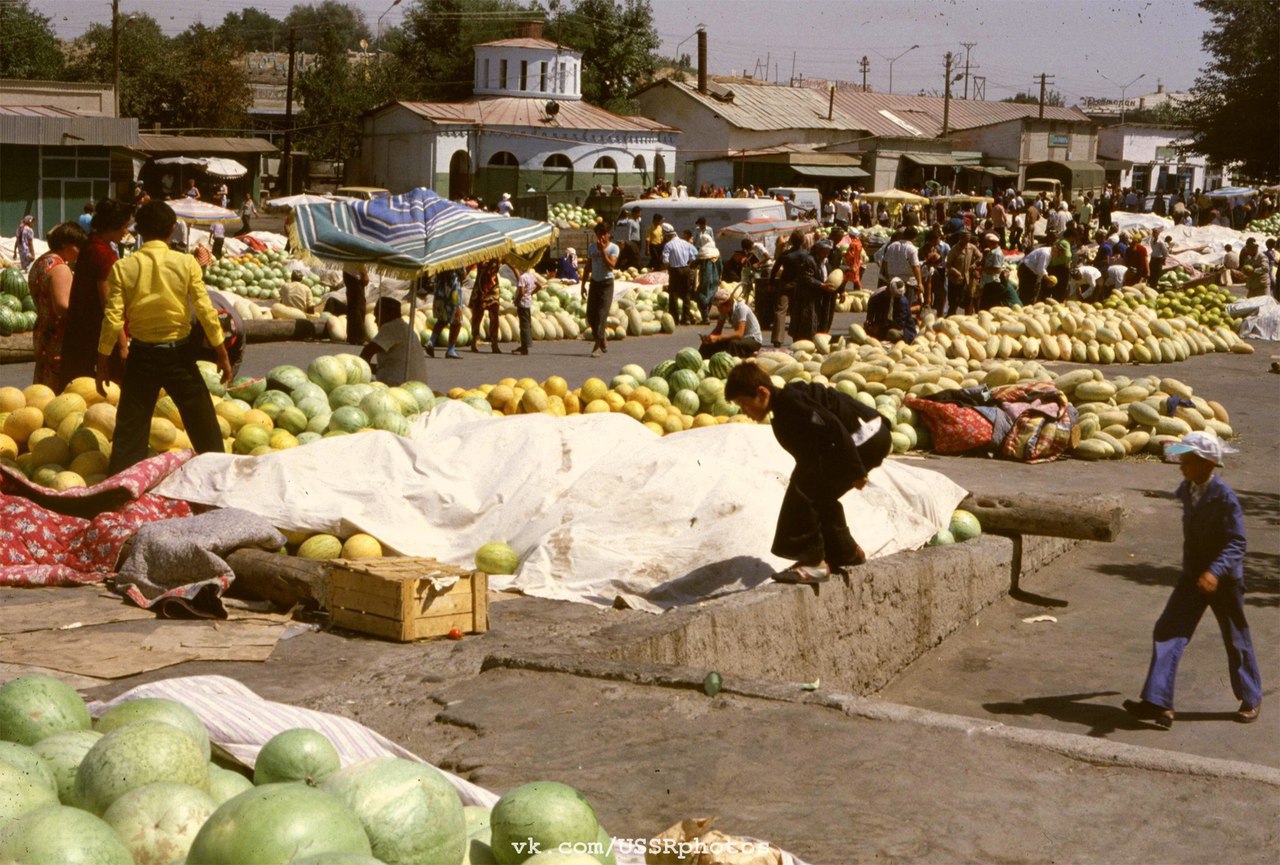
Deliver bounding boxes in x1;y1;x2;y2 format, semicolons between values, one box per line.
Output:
0;268;36;337
202;250;323;302
0;672;619;864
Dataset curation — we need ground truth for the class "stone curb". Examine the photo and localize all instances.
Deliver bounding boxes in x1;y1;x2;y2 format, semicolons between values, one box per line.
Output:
480;651;1280;787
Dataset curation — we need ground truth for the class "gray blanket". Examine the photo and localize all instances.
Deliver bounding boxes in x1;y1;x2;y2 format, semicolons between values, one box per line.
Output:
114;508;286;618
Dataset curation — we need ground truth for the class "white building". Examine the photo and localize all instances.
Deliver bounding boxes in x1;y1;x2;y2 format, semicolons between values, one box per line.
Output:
354;23;678;204
1097;123;1229;195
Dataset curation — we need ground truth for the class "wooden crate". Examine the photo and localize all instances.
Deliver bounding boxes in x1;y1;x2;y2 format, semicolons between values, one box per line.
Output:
327;557;489;642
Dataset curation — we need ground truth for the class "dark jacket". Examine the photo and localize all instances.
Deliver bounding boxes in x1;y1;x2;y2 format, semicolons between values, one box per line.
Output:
1177;474;1246;583
770;246;822;294
770;381;884;496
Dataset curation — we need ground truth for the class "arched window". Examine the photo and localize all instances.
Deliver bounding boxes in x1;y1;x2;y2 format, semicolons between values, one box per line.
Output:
633;154;646;171
543;153;574;191
488;151;518;167
593;156;617;171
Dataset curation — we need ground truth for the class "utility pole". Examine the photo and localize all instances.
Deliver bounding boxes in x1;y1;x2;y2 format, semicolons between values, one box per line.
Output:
111;0;120;117
973;76;986;100
790;52;797;87
942;52;954;136
960;41;977;99
1036;72;1054;119
282;26;296;195
859;56;870;91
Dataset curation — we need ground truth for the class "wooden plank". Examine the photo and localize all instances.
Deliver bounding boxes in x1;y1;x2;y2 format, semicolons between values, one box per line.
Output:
242;317;324;343
959;492;1128;542
225;548;329;609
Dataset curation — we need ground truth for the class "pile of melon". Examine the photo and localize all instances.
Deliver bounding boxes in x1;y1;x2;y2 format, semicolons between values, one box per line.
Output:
547;202;598;229
202;249;319;302
898;296;1252;365
0;268;36;338
0;672;619;864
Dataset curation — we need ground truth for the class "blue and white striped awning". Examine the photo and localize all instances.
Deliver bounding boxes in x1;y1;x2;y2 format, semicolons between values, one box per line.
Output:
288;187;556;277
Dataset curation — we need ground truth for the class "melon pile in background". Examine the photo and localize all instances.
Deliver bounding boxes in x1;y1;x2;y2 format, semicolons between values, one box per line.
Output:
0;268;36;337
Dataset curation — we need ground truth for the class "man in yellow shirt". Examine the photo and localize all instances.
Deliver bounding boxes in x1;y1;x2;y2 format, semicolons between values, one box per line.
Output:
96;200;233;474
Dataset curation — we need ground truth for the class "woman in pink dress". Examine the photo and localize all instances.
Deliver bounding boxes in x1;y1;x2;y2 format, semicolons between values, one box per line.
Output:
62;198;135;384
27;222;88;391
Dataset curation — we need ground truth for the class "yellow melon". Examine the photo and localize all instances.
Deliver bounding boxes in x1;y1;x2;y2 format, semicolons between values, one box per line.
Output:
580;378;608;403
69;451;109;477
63;377;104;407
620;400;645;421
70;426;109;457
154;396;185;429
3;406;45;446
0;386;24;412
562;392;580;414
171;430;193;451
99;380;121;406
340;533;383;559
26;427;58;455
22;384;56;412
29;435;71;468
0;433;17;461
629;386;655;409
148;417;179;451
14;453;33;471
214;401;246;431
642;421;664;435
242;409;274;430
51;471;86;491
516;377;539;392
82;473;108;487
30;464;62;486
604;391;625;412
268;430;298;450
216;416;231;438
542;376;568;398
583;399;610;414
56;412;84;442
642;404;668;426
82;402;117;438
487;384;515;409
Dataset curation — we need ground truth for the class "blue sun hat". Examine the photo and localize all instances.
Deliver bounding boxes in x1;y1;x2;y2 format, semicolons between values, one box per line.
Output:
1165;431;1238;465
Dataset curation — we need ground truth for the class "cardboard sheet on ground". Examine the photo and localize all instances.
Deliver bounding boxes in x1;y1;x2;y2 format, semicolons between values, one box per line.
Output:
89;675;811;865
154;402;966;612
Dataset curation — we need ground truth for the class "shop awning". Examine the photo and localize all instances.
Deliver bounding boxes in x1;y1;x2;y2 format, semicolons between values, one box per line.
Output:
978;166;1019;177
154;155;248;179
790;165;869;179
903;153;961;167
1100;158;1134;171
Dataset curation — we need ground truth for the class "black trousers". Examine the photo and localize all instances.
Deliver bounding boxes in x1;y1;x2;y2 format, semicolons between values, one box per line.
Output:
586;278;613;342
771;424;892;567
1046;264;1071;302
815;289;836;333
344;271;367;345
1150;257;1165;285
667;267;693;324
1016;263;1041;305
109;339;223;475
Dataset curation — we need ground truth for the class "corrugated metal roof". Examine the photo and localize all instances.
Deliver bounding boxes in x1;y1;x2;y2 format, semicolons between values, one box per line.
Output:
641;79;1093;139
474;37;572;52
0;105;79;117
137;134;277;154
0;112;138;146
395;98;677;134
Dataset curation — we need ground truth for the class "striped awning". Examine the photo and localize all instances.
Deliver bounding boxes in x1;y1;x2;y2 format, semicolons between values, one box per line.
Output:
289;187;556;277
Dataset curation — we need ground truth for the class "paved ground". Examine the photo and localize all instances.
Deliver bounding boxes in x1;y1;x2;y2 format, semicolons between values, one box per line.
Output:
3;292;1278;863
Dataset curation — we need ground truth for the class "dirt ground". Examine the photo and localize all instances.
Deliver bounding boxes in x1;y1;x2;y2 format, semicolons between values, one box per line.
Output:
2;299;1278;864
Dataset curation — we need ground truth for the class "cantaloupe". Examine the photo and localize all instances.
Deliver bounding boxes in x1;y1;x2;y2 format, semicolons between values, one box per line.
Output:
3;406;44;446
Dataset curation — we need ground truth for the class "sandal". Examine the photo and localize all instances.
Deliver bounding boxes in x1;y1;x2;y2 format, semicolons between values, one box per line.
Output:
1236;702;1261;724
1123;698;1174;729
773;563;830;585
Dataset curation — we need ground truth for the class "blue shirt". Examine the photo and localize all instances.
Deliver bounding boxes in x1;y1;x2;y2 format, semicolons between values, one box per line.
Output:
1178;474;1246;582
662;238;697;269
78;213;93;232
587;241;618;281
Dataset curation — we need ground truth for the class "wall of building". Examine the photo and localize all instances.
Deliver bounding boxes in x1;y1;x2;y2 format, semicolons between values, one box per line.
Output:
0;145;39;239
0;80;116;117
950;119;1097;188
473;46;582;100
1096;126;1224;194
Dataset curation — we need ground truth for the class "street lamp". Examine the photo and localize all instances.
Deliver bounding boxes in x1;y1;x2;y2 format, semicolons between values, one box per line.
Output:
876;44;918;94
1101;72;1145;124
111;6;139;118
377;0;402;47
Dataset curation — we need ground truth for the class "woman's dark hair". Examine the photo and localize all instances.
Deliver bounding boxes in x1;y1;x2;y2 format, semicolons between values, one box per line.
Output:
133;200;177;239
47;221;88;251
787;229;806;249
89;198;136;233
724;362;774;400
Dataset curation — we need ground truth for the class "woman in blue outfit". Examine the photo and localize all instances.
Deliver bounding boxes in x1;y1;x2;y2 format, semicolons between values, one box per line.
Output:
1124;432;1262;728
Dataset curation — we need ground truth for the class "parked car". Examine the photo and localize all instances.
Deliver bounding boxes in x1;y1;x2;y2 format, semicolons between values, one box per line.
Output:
333;186;391;201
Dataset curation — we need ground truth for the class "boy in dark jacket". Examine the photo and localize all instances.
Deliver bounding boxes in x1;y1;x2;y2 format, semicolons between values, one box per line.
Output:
1124;432;1261;728
726;363;892;584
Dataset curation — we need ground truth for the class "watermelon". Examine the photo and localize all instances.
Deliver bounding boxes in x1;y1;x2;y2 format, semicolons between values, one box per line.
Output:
296;395;330;420
328;383;372;410
610;374;639;391
0;761;58;821
489;781;599;865
227;377;266;403
707;351;737;379
949;509;982;542
207;765;253;805
254;389;295;411
254;729;340;787
31;729;101;805
695;377;724;410
0;741;56;793
387;387;418;415
298;534;343;560
619;364;647;383
0;675;92;746
266;365;309;393
400;381;433;412
649;359;677;380
197;361;226;396
94;697;211;761
329;405;368;433
0;804;133;865
927;528;955;546
371;412;409;436
102;781;216;865
321;758;466;865
0;307;15;337
74;721;209;815
186;783;373;865
666;368;700;393
674;347;702;372
641;376;670;398
291;381;328;406
0;294;21;312
359;390;399;420
308;356;349;392
275;406;310;435
1;267;28;298
671;389;701;416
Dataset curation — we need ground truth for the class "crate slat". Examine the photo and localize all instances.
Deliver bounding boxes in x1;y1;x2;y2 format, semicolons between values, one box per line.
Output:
327;557;489;642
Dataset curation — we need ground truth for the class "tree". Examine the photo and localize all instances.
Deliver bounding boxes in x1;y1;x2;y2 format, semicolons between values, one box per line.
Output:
296;16;400;161
545;0;661;112
0;0;65;80
283;1;372;53
65;15;178;127
218;7;287;52
1178;0;1279;180
1001;90;1065;108
395;0;530;103
169;24;253;131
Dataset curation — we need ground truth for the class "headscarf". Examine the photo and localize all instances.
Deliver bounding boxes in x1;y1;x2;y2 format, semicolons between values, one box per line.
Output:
16;214;34;240
889;277;906;297
565;248;577;265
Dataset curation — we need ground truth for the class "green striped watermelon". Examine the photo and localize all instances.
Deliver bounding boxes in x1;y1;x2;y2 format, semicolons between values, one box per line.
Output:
707;351;737;379
674;347;703;372
667;368;701;393
1;268;28;299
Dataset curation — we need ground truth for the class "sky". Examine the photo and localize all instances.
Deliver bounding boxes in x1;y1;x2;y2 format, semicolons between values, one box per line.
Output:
35;0;1214;105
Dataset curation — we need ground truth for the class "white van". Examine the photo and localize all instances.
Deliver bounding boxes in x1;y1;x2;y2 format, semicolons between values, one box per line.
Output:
618;198;788;262
767;187;822;219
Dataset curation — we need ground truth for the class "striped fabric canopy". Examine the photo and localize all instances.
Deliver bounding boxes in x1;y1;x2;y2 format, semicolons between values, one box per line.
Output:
164;198;239;223
289;187;556;277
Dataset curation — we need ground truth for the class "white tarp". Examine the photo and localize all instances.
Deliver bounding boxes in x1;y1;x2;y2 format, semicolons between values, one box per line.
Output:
1231;295;1280;341
1110;211;1174;233
153;401;966;612
90;675;811;865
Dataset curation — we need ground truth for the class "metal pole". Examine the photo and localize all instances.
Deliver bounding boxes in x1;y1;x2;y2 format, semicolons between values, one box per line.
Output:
283;26;296;195
111;0;120;117
942;53;953;136
961;42;976;100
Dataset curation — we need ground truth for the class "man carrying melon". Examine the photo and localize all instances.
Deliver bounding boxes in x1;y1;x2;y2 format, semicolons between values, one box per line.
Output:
725;362;891;584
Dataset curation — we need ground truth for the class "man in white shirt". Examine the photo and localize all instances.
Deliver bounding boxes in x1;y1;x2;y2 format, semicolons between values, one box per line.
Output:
497;192;514;216
361;298;429;386
1017;244;1051;304
1103;263;1129;300
1150;234;1170;284
832;194;853;226
1049;202;1071;236
662;225;698;325
700;289;762;358
1072;264;1102;300
881;229;923;291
